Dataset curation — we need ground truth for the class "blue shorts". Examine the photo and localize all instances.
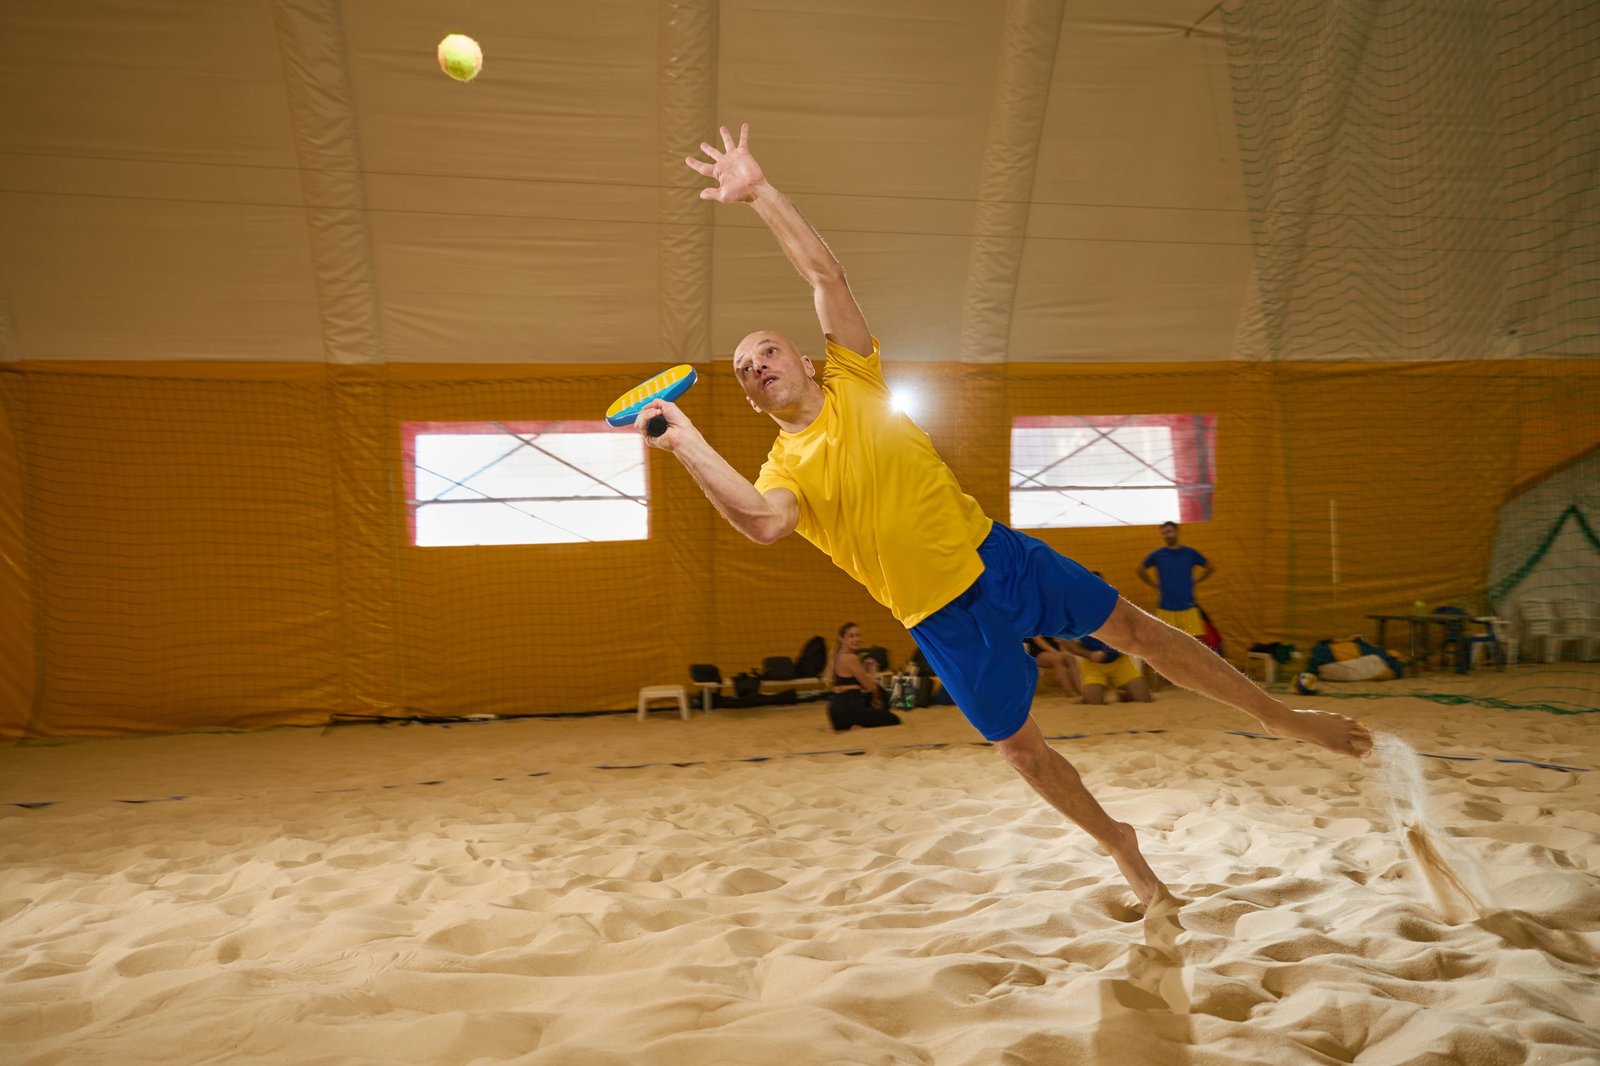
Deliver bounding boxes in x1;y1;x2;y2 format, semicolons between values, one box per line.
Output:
909;523;1119;742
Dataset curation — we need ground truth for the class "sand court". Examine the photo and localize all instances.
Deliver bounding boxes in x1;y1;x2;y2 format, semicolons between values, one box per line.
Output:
4;691;1597;1065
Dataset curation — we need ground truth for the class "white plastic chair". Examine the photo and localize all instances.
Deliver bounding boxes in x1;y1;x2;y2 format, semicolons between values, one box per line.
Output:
1520;600;1579;663
1553;601;1599;662
1471;617;1517;668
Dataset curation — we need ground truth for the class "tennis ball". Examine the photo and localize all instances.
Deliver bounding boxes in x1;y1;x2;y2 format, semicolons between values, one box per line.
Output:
437;34;483;82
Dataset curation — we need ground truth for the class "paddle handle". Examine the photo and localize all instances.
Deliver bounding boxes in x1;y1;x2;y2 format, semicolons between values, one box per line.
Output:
645;414;668;437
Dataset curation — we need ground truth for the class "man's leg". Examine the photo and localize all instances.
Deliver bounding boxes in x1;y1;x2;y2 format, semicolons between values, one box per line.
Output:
1095;598;1372;757
1039;650;1081;697
992;717;1165;907
1119;677;1153;703
1062;652;1082;696
1147;608;1202;689
1080;683;1108;705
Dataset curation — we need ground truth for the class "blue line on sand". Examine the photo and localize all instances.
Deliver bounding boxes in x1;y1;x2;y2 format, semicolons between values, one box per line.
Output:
6;729;1587;808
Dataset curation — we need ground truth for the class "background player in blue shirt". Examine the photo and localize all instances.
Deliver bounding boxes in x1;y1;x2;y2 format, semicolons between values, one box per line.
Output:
1138;521;1213;638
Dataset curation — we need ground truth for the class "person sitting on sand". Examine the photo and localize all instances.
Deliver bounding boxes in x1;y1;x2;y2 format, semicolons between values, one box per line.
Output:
826;622;902;732
1026;635;1082;698
1060;635;1153;705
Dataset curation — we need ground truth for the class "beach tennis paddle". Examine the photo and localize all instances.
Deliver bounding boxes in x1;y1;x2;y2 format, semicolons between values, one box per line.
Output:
607;364;698;437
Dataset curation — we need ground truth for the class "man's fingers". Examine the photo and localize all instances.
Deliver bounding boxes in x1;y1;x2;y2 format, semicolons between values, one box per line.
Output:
699;187;718;201
699;141;722;161
685;156;713;177
719;124;735;152
637;399;681;426
636;402;670;442
737;122;749;149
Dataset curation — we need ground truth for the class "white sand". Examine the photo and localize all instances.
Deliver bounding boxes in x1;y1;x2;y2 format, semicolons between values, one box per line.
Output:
3;692;1598;1065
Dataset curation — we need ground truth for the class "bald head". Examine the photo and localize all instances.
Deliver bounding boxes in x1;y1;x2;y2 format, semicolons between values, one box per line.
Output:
733;331;797;367
731;330;820;423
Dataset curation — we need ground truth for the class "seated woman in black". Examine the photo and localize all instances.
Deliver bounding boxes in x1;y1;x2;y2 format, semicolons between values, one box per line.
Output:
827;622;902;732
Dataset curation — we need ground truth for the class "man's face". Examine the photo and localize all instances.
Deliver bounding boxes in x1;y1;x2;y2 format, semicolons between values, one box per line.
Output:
1161;524;1179;546
733;331;814;413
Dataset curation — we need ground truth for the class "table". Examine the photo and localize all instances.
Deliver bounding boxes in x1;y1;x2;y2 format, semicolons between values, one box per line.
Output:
1366;614;1494;672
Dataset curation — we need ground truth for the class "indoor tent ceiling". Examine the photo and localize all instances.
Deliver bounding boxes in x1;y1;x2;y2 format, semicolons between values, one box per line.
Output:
2;1;1591;366
0;0;1253;365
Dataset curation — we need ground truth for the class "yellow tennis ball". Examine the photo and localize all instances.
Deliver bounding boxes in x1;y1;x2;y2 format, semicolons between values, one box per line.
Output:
436;34;483;82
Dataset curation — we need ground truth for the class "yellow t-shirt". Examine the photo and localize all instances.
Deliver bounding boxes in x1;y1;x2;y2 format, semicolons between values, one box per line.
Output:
753;337;992;627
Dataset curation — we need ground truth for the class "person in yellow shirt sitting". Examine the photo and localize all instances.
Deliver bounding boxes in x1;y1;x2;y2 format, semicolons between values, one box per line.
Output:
639;123;1372;909
1062;572;1151;704
1061;635;1153;705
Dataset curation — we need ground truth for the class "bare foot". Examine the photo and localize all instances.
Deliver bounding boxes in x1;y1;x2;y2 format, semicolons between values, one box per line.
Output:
1262;707;1373;757
1106;821;1167;909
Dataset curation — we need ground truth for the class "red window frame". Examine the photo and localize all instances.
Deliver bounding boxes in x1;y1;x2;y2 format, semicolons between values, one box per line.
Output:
1010;414;1216;525
402;420;643;546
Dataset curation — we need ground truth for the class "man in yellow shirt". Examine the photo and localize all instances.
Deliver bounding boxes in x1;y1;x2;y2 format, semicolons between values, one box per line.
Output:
639;124;1372;909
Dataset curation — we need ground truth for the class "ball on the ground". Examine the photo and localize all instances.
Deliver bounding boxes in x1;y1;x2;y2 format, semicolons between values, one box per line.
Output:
437;34;483;82
1294;671;1321;696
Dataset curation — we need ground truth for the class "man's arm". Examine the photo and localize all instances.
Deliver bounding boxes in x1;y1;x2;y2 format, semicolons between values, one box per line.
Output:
637;399;799;545
1059;640;1108;663
1136;565;1158;589
1195;561;1215;585
687;123;872;354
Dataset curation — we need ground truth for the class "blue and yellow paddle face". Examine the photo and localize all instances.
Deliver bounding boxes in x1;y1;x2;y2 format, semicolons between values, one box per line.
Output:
606;364;697;427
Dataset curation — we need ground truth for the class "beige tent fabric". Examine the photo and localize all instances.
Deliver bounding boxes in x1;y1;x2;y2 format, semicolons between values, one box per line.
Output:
4;1;1588;365
956;0;1065;364
2;1;1595;365
654;0;717;363
270;0;385;365
1223;0;1599;361
0;0;1296;366
0;0;326;361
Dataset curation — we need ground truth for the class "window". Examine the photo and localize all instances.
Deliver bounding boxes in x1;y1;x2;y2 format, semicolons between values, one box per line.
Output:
1010;414;1216;529
403;421;647;546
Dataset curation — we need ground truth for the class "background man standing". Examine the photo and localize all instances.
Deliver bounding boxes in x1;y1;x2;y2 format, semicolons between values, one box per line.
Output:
1138;521;1213;640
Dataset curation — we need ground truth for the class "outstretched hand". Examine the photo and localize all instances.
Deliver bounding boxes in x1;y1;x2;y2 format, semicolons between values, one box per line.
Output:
685;123;764;203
